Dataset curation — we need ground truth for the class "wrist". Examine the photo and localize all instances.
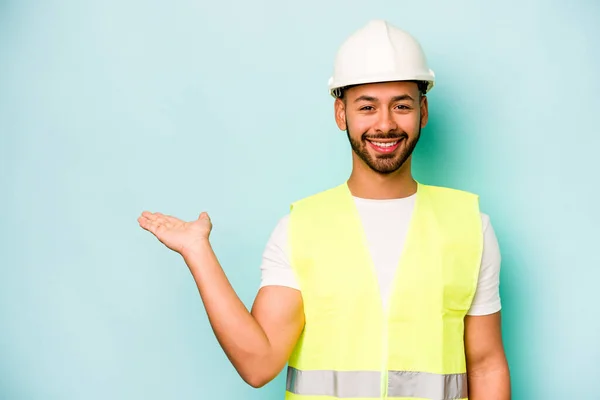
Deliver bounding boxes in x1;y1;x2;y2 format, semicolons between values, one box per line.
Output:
181;238;212;261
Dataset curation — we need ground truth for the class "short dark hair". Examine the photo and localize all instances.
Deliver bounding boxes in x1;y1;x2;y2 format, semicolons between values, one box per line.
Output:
415;80;429;95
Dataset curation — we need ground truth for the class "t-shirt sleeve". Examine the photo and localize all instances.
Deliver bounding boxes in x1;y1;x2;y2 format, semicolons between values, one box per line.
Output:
258;214;301;290
467;213;502;316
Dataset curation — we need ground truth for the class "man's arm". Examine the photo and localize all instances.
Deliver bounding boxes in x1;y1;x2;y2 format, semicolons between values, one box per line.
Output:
185;241;305;388
138;211;304;388
464;311;511;399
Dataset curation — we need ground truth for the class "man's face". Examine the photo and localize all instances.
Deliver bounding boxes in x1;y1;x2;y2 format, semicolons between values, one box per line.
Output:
334;81;428;175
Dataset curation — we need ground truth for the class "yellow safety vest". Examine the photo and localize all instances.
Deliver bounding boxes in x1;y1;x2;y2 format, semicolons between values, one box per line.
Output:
285;182;483;400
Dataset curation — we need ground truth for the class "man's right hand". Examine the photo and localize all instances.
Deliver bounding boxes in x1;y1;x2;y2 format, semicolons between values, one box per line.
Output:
137;211;212;257
137;209;304;388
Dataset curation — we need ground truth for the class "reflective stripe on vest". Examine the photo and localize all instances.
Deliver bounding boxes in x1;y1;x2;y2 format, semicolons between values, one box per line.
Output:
286;367;381;397
286;366;467;400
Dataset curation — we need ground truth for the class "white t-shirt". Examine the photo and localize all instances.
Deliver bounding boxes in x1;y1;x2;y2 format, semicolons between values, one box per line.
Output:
259;194;501;316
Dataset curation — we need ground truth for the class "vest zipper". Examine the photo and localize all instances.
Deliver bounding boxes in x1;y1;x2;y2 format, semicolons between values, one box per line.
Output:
381;307;390;399
380;290;393;398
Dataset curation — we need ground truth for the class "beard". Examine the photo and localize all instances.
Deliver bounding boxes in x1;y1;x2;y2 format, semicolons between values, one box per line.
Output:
346;125;421;175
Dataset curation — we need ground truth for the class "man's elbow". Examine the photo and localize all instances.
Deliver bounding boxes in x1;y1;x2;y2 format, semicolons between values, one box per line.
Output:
468;361;510;379
239;365;281;389
244;373;271;389
467;352;510;379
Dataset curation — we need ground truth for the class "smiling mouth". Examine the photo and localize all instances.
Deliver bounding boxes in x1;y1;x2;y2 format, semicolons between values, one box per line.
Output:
365;137;405;153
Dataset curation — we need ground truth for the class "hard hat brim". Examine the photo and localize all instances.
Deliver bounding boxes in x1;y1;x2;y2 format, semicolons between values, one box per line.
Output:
328;72;435;98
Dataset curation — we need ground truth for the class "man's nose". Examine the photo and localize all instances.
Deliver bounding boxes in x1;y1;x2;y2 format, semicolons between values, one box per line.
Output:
374;109;398;133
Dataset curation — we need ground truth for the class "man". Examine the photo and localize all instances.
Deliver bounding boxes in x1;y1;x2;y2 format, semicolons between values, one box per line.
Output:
138;20;511;399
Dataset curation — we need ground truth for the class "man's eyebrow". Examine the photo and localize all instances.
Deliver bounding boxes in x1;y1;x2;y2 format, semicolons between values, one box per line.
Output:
354;94;416;103
354;95;378;103
391;94;416;102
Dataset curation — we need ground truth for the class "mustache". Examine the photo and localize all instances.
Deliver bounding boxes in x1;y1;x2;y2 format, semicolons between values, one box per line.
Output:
362;132;408;140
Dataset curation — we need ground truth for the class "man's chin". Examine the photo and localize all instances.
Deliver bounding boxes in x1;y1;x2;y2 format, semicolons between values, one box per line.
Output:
370;155;411;174
368;162;403;175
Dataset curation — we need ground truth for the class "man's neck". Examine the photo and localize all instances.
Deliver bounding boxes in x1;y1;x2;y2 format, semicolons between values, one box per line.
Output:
347;159;417;200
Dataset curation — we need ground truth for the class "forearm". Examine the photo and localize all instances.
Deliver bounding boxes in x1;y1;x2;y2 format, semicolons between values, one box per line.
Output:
468;362;511;400
182;240;274;385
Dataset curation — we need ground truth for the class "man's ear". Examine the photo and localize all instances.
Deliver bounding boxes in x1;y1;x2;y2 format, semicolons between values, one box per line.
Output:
334;98;347;131
420;95;429;129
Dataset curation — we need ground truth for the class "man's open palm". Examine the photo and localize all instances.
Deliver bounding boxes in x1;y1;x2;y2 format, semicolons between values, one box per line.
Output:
138;211;212;256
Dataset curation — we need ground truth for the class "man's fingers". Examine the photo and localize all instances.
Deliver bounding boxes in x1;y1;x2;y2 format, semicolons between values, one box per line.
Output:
139;211;183;233
138;216;163;235
152;212;166;224
142;212;167;225
142;211;182;224
138;217;151;232
150;212;177;226
138;216;153;231
141;211;155;220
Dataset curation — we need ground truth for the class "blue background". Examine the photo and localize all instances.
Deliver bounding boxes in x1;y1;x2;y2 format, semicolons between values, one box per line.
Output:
1;1;599;398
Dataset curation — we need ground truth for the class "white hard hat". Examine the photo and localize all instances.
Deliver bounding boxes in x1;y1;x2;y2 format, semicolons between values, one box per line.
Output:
328;20;435;98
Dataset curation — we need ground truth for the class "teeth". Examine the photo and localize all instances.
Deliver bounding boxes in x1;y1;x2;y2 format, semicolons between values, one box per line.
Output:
371;141;398;148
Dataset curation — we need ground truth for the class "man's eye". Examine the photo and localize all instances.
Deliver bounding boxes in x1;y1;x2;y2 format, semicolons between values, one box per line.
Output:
395;105;410;110
360;106;374;111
